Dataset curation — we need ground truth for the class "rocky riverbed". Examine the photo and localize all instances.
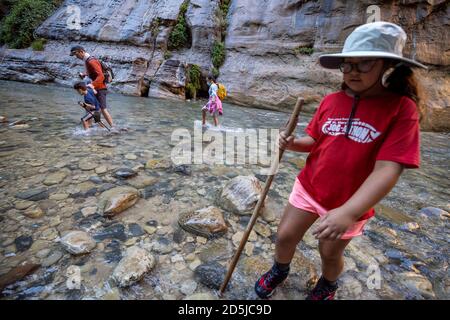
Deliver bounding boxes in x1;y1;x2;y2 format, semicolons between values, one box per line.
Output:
0;80;448;300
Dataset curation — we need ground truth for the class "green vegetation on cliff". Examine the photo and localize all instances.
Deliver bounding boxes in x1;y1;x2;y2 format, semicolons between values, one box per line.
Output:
0;0;62;49
168;0;190;50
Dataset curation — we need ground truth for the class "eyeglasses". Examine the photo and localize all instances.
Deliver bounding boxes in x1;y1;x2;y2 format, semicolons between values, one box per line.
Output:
339;60;378;74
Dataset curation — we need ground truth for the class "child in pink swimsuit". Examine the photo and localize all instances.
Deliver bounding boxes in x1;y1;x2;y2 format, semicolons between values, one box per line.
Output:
255;21;426;300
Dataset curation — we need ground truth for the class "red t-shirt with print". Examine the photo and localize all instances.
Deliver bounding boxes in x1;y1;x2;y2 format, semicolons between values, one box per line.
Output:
298;91;420;221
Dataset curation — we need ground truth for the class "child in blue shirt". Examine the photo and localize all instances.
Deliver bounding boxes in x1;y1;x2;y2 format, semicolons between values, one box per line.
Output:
74;81;102;130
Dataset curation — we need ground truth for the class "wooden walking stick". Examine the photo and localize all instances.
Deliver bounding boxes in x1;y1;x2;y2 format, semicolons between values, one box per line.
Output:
219;97;304;295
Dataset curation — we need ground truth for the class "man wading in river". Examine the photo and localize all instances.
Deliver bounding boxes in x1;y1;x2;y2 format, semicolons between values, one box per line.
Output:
70;46;114;128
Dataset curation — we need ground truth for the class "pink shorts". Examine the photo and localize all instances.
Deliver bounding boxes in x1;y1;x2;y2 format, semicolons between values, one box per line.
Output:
288;178;368;239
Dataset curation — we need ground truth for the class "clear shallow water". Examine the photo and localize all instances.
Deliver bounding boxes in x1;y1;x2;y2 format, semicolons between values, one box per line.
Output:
0;80;448;300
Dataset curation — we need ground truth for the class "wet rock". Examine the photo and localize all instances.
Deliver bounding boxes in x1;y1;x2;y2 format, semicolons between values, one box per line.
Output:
173;228;186;244
0;262;40;291
93;224;127;242
36;248;51;259
41;250;63;267
385;249;405;261
194;261;226;290
178;206;228;239
49;193;69;201
78;159;97;171
146;220;158;227
171;164;191;176
14;235;33;252
198;238;232;262
29;160;44;167
398;272;435;299
15;188;49;201
232;231;257;247
180;279;198;295
400;222;420;232
81;206;97;217
140;181;171;199
113;167;137;179
104;240;122;263
60;231;96;255
126;174;157;189
219;176;264;215
15;200;34;210
375;204;414;224
127;223;145;237
418;207;448;220
144;226;157;235
95;166;108;174
112;246;156;287
23;206;45;219
254;222;272;237
43;171;68;186
151;237;173;254
145;159;171;170
125;153;137;160
98;186;139;217
0;116;7;123
97;142;116;148
40;227;59;241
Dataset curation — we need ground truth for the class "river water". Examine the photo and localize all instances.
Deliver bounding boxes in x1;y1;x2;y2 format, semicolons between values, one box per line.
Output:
0;80;448;300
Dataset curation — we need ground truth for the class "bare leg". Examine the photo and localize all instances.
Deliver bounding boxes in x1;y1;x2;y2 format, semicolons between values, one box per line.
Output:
101;109;114;127
318;239;352;282
213;115;219;127
275;203;319;264
82;120;89;130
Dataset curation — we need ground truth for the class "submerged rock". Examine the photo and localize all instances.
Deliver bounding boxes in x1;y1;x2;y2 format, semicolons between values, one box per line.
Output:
399;272;436;299
112;246;156;287
93;224;127;242
98;186;139;217
113;167;137;179
23;206;45;219
194;261;226;290
43;170;68;186
219;175;264;215
15;188;49;201
60;231;96;255
78;159;97;171
0;262;40;291
145;159;171;170
171;164;191;176
14;235;33;252
178;206;228;238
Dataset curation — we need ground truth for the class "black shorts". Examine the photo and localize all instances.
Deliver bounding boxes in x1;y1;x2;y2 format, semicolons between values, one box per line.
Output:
96;89;108;110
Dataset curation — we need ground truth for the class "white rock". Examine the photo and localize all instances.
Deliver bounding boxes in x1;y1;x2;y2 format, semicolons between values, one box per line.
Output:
112;246;156;287
60;231;96;255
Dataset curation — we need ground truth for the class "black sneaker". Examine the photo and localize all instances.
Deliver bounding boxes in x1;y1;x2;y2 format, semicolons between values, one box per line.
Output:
306;276;338;300
254;265;289;299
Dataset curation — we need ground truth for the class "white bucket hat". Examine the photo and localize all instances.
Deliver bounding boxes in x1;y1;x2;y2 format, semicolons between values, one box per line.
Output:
319;21;427;69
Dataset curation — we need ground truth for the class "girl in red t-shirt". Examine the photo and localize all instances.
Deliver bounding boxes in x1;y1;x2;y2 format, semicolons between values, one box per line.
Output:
255;22;427;300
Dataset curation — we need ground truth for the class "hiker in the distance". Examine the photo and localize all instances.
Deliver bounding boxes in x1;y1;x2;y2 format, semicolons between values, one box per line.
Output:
202;75;223;127
70;46;114;128
254;21;427;300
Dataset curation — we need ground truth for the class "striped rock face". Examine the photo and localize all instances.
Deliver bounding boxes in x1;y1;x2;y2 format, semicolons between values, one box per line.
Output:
178;206;228;239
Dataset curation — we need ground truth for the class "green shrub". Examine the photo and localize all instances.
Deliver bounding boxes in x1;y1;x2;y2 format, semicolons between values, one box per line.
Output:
31;38;46;51
168;0;190;50
295;46;314;56
164;50;172;60
185;64;202;99
0;0;62;49
211;41;225;69
219;0;231;18
211;67;220;79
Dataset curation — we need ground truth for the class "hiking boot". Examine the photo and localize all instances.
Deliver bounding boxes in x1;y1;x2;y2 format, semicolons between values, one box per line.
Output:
306;276;338;300
254;265;289;299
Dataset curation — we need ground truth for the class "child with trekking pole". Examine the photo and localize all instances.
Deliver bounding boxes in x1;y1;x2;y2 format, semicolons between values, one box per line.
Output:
254;21;426;300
